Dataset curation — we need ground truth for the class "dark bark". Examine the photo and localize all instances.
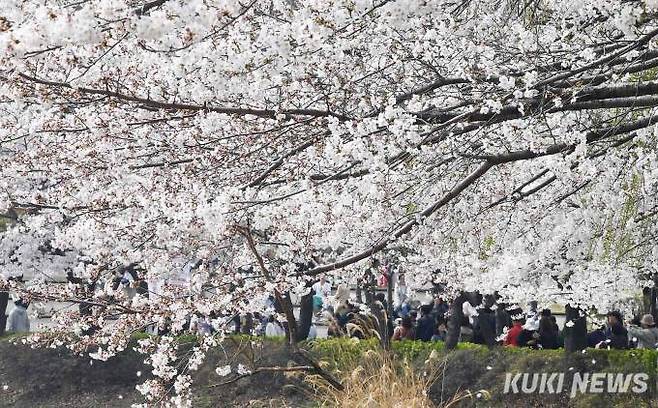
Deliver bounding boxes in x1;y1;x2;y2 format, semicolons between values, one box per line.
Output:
295;287;315;342
364;271;375;305
0;291;8;336
485;115;658;164
355;279;363;304
19;73;352;122
274;292;298;345
292;349;344;391
563;304;588;352
647;275;658;321
445;293;466;350
307;163;492;276
386;269;394;318
643;287;652;316
135;0;170;16
648;287;658;321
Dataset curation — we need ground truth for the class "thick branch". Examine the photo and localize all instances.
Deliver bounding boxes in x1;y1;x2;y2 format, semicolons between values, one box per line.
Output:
17;73;351;121
419;82;658;124
135;0;171;16
531;26;658;89
484;114;658;164
208;365;313;388
307;161;493;275
308;112;656;274
245;137;319;188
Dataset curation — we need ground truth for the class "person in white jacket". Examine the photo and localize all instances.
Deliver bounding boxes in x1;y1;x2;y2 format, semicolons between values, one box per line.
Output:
264;316;285;337
312;277;332;299
7;299;30;333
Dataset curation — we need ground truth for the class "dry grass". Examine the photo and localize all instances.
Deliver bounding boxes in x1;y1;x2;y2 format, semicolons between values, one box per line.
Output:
306;348;487;408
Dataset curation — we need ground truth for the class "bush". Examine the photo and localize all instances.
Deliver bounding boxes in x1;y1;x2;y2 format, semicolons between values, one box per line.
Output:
307;349;438;407
307;339;658;407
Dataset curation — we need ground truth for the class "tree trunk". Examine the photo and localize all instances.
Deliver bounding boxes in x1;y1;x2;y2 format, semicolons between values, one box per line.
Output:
642;287;651;316
295;287;315;342
364;272;375;305
648;286;658;321
0;291;7;337
275;291;298;346
563;304;587;352
445;293;466;350
650;275;658;322
386;269;394;319
356;279;363;304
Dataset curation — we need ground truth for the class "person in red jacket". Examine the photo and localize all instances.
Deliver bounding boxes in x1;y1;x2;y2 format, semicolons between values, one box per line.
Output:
503;317;525;346
392;317;416;341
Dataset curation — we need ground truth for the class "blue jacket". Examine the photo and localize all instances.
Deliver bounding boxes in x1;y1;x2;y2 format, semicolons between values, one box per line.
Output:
416;315;435;341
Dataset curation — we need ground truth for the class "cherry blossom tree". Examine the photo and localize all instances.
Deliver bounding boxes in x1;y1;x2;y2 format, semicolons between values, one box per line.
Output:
2;0;658;405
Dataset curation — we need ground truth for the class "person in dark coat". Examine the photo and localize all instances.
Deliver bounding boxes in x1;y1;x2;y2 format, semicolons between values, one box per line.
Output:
587;323;606;348
416;305;435;341
475;295;497;347
597;311;628;349
431;315;448;341
538;316;559;349
495;304;513;337
431;297;449;321
232;314;242;334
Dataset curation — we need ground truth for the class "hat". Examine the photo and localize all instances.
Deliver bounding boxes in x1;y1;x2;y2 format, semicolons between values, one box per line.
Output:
641;314;655;326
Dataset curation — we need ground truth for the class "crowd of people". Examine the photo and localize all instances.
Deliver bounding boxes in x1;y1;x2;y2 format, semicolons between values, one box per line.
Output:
5;274;658;354
303;279;658;351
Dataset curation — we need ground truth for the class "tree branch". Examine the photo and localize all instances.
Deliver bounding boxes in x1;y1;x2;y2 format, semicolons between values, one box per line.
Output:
208;365;314;388
307;161;493;275
17;73;352;121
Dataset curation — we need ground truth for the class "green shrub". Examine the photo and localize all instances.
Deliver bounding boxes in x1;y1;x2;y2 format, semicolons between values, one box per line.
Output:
305;337;379;371
306;339;658;407
392;339;445;359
